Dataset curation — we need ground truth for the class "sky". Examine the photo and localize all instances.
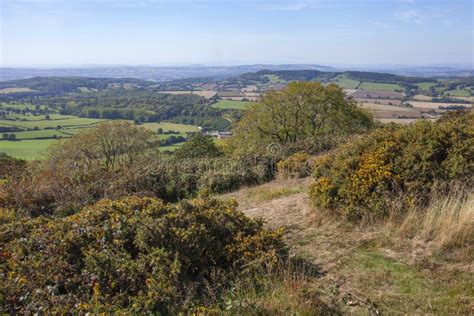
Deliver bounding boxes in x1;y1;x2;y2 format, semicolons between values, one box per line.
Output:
1;0;473;67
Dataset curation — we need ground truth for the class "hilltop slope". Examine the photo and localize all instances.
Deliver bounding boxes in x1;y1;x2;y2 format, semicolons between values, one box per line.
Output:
222;178;473;314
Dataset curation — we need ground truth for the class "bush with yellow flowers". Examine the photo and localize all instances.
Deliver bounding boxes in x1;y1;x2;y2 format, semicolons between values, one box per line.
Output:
309;110;473;220
1;196;286;314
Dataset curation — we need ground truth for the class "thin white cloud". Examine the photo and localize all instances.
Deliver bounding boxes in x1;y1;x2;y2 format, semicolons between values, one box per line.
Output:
395;9;424;24
370;20;389;28
265;2;309;11
256;0;328;11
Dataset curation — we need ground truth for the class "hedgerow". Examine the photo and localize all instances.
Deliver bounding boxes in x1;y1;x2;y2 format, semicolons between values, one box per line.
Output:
309;110;473;221
1;196;286;313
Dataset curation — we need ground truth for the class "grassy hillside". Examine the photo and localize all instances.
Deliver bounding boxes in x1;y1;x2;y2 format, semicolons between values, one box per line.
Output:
332;75;360;89
0;81;471;314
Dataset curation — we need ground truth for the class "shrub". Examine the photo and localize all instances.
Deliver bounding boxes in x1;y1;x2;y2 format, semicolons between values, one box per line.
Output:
1;196;286;314
277;152;313;178
3;153;274;217
0;154;26;180
309;111;474;221
175;134;223;159
141;157;274;200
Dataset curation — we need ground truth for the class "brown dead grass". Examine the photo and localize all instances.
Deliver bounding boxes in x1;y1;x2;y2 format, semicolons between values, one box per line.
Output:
358;102;416;112
377;117;437;124
397;191;474;251
411;101;473;109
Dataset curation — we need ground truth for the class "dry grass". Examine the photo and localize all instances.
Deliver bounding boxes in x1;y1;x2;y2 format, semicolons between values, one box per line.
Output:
377;118;434;124
412;94;434;101
411;100;472;109
398;191;474;250
0;87;34;94
223;260;333;314
224;178;308;206
358;102;415;112
455;96;474;103
245;186;304;203
355;98;403;105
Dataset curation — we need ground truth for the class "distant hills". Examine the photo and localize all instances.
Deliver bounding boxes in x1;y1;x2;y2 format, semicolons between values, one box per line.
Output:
2;64;472;82
0;64;335;82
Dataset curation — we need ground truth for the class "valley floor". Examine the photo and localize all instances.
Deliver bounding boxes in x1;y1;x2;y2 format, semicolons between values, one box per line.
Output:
222;178;473;314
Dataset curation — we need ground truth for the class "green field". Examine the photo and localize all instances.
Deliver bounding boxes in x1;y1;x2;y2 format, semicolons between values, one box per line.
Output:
415;82;437;91
140;122;199;133
0;102;48;111
4;113;76;121
1;100;201;160
211;100;252;110
1;111;199;159
359;82;403;91
264;74;285;84
0;117;106;130
9;129;70;140
0;139;58;160
332;75;360;89
158;144;183;152
445;89;471;97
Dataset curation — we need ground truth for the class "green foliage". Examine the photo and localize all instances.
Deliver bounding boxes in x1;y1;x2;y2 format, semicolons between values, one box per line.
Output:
276;152;313;178
141;157;274;201
1;121;156;215
0;77;152;95
0;83;229;130
228;82;374;158
309;110;474;221
1;196;286;314
2;132;271;215
175;134;223;159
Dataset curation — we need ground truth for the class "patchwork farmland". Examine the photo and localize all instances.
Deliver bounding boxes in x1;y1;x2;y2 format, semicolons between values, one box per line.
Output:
0;103;199;159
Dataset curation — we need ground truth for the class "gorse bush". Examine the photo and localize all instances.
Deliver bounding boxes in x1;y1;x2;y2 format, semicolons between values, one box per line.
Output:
1;196;286;314
309;111;474;221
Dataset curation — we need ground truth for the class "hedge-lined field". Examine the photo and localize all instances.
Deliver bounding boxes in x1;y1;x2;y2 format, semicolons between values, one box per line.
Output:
211;100;252;110
359;82;403;91
0;139;56;160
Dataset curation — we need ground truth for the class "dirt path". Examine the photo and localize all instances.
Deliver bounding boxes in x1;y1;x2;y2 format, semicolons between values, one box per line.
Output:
225;178;361;269
222;178;474;314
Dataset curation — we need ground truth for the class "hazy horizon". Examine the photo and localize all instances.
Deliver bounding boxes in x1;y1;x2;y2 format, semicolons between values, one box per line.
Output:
1;62;473;70
1;0;473;67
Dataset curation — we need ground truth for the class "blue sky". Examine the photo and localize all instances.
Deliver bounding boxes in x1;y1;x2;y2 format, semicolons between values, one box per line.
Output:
1;0;473;67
